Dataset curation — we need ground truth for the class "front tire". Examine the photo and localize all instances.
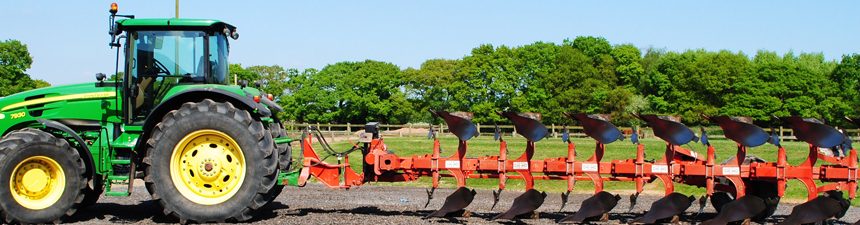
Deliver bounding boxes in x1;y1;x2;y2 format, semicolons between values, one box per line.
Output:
0;128;87;223
142;99;277;223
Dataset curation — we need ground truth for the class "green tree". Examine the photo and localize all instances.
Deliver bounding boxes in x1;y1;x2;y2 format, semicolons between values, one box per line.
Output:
402;59;462;122
510;42;559;116
278;68;340;123
644;49;749;124
229;63;260;83
611;44;645;87
454;44;520;123
32;79;50;88
567;36;612;58
310;60;412;124
543;45;607;124
721;51;845;125
0;40;45;96
831;54;860;117
246;65;288;95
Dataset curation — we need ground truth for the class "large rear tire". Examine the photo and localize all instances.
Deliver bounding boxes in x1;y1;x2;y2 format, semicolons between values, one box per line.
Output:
269;122;292;172
142;99;277;223
80;175;104;208
0;128;87;223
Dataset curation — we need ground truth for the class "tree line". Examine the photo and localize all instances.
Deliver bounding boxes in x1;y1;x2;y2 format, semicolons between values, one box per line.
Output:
3;37;859;127
0;40;50;96
234;36;860;127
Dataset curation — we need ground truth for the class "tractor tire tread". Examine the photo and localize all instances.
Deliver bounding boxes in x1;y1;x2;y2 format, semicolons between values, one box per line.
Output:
141;99;277;223
0;128;87;223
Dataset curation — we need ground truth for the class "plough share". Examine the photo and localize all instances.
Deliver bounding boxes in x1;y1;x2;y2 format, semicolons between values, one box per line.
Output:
295;111;859;224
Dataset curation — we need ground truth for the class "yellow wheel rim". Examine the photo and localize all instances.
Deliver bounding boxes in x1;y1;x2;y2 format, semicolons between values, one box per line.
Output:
10;156;65;210
170;129;246;205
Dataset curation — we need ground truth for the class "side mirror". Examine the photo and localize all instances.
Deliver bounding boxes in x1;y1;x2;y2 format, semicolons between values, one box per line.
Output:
96;73;107;82
224;27;240;40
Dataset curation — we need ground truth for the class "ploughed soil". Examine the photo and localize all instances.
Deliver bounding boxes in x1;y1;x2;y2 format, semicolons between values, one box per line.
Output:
67;181;860;224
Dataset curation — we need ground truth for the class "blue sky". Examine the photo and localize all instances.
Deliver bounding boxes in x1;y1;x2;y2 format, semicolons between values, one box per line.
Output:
1;1;858;85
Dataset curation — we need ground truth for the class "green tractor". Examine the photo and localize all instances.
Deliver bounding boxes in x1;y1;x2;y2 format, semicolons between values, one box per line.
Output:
0;3;292;223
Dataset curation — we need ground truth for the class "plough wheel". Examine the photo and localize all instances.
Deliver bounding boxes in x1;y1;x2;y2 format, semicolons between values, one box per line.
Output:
142;100;278;223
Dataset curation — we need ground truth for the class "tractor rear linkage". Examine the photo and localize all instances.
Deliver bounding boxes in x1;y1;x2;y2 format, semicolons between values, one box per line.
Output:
295;111;859;224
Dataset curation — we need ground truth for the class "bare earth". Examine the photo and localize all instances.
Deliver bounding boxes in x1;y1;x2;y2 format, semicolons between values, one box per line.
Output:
66;181;860;224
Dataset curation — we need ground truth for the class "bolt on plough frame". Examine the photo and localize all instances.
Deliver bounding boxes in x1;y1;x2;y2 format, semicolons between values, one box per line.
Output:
290;111;859;224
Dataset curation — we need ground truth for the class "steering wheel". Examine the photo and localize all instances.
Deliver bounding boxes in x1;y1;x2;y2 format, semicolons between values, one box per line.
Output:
141;58;174;105
151;58;172;76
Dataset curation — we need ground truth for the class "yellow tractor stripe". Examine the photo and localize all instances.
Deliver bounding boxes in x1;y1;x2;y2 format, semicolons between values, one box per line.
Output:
2;91;116;111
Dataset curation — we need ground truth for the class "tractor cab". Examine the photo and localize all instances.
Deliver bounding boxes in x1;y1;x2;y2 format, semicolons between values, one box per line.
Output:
110;13;239;123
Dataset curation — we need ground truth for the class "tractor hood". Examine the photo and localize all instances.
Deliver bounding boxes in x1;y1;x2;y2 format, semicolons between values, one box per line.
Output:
0;82;117;113
0;82;280;134
0;82;119;134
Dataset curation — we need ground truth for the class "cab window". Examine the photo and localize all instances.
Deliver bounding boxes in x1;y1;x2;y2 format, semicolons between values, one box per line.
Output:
128;31;206;121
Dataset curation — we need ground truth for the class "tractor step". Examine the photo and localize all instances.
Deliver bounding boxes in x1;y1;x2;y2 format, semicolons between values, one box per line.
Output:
107;175;129;181
110;159;131;164
104;152;137;197
104;190;130;197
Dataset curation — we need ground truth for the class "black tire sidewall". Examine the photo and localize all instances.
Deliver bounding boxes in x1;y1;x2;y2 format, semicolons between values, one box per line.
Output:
81;175;104;207
0;141;83;223
148;107;268;220
272;122;291;171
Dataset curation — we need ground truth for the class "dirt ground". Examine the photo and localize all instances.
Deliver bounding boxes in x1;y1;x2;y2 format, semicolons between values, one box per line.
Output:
66;181;860;224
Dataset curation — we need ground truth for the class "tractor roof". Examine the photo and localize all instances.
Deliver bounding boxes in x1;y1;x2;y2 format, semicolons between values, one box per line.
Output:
117;18;235;31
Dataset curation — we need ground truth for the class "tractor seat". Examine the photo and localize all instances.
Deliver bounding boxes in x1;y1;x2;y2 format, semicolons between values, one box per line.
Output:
501;112;548;142
708;116;771;147
637;114;696;146
782;116;844;148
432;111;477;141
569;113;623;144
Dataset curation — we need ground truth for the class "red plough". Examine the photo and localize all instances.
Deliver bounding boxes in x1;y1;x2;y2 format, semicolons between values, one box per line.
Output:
294;111;858;224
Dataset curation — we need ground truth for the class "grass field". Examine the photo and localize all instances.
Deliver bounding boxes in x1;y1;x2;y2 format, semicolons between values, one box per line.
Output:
304;135;859;205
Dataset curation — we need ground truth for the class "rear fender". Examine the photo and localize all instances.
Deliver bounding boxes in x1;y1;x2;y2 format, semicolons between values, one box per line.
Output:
137;88;272;153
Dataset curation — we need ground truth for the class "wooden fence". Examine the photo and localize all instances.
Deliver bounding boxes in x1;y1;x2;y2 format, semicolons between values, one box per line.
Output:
284;123;860;142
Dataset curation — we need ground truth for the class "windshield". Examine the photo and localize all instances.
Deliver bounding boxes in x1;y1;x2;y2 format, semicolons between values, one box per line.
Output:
130;31;229;84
